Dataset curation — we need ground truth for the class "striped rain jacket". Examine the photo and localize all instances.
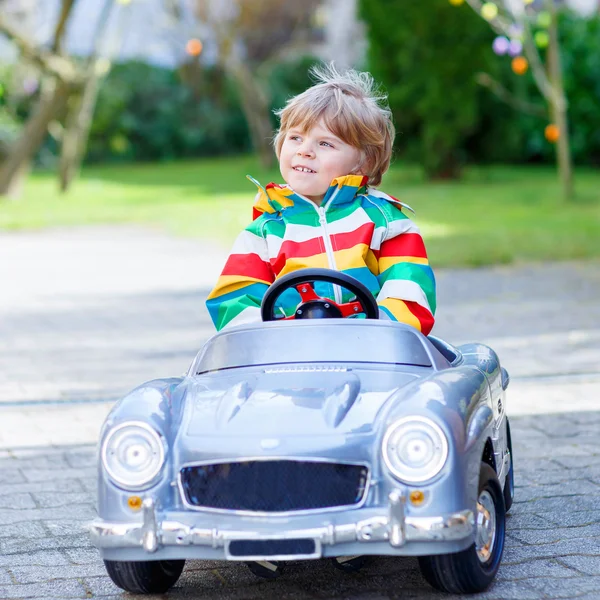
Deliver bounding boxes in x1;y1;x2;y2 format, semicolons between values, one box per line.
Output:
206;174;436;334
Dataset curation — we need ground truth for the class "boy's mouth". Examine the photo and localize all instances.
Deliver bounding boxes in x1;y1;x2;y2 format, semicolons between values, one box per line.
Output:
293;166;316;174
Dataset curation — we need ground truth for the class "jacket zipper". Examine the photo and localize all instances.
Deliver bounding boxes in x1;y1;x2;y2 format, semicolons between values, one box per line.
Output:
316;193;342;304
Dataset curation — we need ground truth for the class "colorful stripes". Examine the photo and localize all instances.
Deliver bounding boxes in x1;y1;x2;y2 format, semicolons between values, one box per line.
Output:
207;177;436;334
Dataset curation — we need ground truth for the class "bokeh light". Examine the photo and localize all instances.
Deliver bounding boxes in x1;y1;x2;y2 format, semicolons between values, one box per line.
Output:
493;36;510;55
511;56;529;75
186;39;203;57
545;124;560;143
481;2;499;21
535;31;550;48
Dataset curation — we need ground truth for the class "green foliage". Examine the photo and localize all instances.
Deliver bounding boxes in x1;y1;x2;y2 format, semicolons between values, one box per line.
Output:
359;2;600;172
472;11;600;167
85;56;322;164
86;62;250;163
359;0;497;178
267;56;321;119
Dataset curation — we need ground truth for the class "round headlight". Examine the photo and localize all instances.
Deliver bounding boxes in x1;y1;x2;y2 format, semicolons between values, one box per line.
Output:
382;417;448;483
101;422;165;490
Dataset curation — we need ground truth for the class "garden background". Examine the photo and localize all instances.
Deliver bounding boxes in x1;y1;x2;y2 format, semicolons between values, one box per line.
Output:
0;0;599;268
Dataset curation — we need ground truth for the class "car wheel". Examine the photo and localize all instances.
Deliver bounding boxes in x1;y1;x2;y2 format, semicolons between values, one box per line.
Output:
503;419;515;512
104;559;185;594
331;555;373;573
418;462;505;594
245;560;285;579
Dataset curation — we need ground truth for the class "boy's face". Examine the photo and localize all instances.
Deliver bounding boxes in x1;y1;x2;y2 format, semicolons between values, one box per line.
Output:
279;120;363;205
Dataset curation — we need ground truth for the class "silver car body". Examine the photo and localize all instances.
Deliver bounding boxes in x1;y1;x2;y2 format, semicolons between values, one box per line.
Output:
90;320;511;563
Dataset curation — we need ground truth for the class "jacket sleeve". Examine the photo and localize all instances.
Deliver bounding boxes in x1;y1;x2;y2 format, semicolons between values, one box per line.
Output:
375;206;436;335
206;219;275;331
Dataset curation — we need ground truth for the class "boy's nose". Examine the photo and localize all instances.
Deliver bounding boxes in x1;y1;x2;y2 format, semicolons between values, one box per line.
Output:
297;146;315;158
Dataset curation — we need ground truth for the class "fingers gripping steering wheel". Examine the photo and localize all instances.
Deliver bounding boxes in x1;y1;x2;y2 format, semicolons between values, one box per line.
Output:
261;268;379;322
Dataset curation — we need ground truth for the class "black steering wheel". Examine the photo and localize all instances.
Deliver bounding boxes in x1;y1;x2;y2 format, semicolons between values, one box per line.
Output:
261;268;379;322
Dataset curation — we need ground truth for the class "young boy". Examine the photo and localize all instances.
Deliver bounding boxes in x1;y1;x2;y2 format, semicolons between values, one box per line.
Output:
206;64;436;335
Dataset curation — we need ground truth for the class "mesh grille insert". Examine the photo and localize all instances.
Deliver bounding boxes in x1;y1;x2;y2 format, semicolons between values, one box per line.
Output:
180;460;369;512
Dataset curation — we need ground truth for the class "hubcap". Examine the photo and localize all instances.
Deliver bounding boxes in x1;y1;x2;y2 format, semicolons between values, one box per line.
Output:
475;490;497;563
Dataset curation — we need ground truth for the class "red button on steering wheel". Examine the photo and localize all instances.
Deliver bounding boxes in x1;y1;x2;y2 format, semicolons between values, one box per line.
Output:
261;268;379;322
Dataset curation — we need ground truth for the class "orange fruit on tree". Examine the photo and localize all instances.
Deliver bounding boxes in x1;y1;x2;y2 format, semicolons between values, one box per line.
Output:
545;124;560;143
186;39;203;57
511;56;529;75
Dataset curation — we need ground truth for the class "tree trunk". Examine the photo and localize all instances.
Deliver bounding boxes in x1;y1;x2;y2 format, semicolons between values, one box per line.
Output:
58;70;102;192
229;62;274;168
0;79;71;199
546;0;573;201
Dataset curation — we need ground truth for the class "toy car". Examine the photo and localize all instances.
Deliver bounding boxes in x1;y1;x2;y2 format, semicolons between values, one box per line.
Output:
90;268;514;595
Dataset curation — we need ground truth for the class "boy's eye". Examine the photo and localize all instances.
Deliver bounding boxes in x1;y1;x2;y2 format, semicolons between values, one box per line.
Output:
320;141;333;148
289;135;301;141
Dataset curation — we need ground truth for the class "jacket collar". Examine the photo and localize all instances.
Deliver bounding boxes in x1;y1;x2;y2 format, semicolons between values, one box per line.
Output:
248;174;369;219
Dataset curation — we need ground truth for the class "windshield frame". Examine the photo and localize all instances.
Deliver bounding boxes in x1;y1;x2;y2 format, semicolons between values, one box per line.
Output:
191;320;434;375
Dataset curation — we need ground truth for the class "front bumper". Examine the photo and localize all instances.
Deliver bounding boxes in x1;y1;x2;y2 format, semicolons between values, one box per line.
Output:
90;491;475;561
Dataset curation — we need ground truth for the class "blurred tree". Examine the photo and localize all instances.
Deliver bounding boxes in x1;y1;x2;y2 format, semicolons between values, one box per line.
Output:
359;0;497;179
58;0;127;192
0;0;78;198
193;0;321;168
0;0;128;197
458;0;574;200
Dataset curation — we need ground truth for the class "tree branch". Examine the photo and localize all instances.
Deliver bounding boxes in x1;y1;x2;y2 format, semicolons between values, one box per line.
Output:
462;0;563;109
476;72;547;117
0;15;79;83
51;0;77;53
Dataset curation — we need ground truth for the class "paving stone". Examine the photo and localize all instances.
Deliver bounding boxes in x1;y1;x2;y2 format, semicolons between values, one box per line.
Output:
558;555;600;576
0;469;26;485
0;579;88;599
0;534;91;555
77;477;98;494
511;481;600;502
32;492;93;509
10;562;107;584
509;524;600;545
64;547;101;565
23;468;96;483
504;537;600;562
553;455;600;469
504;512;556;530
0;492;37;510
0;568;13;585
0;521;47;540
497;558;580;581
511;495;600;514
525;575;600;598
0;479;85;494
542;510;600;527
0;504;96;526
65;449;96;469
0;549;70;568
515;466;600;486
44;519;92;536
0;453;71;471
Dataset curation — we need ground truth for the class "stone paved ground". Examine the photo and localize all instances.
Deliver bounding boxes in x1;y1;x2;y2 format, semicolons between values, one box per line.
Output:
1;228;599;600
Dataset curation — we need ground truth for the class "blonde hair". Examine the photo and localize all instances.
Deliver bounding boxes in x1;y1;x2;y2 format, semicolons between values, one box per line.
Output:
274;63;395;187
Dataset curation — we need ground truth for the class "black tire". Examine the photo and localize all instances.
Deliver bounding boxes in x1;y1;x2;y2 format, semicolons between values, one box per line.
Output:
418;462;505;594
245;560;285;579
331;555;373;573
104;559;185;594
503;419;515;512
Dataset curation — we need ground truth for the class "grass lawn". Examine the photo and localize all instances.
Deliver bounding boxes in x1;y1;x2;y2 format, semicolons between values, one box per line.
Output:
1;155;599;267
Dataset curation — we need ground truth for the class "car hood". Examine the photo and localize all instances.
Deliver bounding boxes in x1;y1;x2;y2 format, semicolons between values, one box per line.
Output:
184;369;420;437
